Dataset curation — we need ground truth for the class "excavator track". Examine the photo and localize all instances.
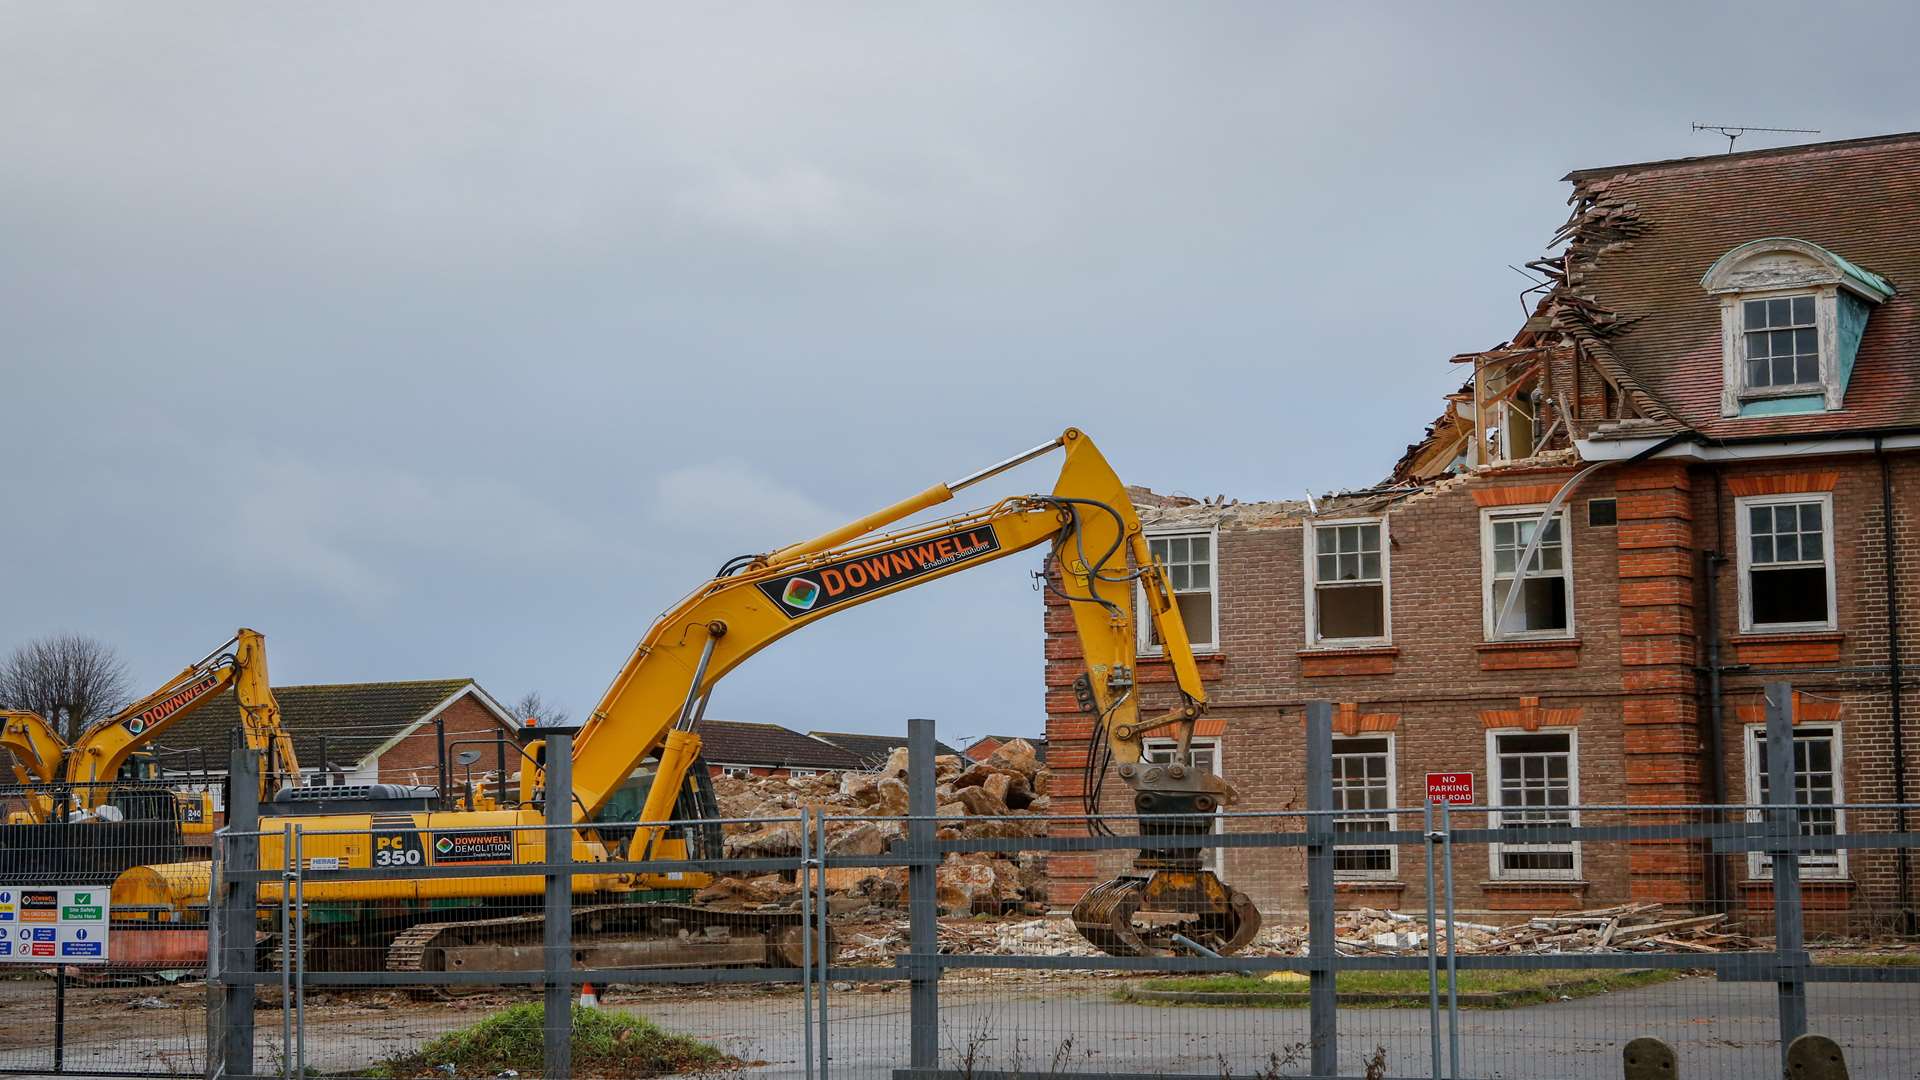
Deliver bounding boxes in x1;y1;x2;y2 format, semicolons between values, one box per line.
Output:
1071;873;1260;957
386;902;827;974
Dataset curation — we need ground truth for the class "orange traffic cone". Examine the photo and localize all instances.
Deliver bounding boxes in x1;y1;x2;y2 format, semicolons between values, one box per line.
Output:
578;982;599;1009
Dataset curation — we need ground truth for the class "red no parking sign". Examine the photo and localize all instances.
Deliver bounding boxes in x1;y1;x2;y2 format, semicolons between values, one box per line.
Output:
1425;772;1475;805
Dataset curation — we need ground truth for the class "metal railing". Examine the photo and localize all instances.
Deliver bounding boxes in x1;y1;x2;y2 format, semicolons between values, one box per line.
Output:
186;688;1920;1079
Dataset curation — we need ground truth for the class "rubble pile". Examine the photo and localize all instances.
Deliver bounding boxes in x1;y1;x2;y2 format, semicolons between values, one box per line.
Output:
697;739;1055;915
1253;904;1754;957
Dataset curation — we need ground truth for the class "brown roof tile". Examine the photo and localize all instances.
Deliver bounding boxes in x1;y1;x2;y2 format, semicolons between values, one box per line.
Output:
150;679;483;773
1563;132;1920;441
694;721;863;770
807;731;962;767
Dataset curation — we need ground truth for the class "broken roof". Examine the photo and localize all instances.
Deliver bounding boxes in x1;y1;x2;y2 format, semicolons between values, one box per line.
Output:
1557;131;1920;441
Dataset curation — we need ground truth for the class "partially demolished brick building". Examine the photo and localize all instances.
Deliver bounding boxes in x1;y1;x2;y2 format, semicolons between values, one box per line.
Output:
1043;133;1920;924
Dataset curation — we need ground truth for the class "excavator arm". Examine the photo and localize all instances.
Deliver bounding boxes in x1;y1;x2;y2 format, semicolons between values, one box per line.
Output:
1;709;64;786
1;710;64;821
564;428;1255;954
10;630;302;821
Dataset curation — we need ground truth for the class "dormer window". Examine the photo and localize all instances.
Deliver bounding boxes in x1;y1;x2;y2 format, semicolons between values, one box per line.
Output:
1741;295;1820;391
1702;237;1894;418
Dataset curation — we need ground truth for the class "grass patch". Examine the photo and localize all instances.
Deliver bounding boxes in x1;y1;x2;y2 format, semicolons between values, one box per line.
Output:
372;1003;736;1078
1120;968;1682;1009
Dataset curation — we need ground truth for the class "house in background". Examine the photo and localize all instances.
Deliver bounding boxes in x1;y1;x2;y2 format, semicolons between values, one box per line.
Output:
809;730;962;768
156;678;519;809
695;720;863;779
962;734;1048;764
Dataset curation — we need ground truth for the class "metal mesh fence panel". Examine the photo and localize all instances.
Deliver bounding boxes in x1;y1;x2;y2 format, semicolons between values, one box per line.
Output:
0;781;209;1079
159;736;1920;1080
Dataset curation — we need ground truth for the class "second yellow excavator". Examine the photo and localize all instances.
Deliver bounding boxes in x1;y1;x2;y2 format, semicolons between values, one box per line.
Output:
1;630;299;828
120;429;1256;963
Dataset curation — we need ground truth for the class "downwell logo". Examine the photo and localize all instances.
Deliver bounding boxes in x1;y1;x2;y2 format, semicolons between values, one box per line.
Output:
757;525;1001;619
781;578;822;611
435;838;455;855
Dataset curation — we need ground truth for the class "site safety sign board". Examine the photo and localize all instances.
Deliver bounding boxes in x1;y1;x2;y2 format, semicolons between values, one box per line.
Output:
1425;772;1475;806
0;888;111;963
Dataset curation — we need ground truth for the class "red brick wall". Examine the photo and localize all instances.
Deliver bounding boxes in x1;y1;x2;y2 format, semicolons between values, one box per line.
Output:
964;739;1004;762
375;694;516;786
1042;450;1920;922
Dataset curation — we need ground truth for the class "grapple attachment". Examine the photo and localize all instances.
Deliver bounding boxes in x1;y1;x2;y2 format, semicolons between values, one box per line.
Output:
1071;869;1260;957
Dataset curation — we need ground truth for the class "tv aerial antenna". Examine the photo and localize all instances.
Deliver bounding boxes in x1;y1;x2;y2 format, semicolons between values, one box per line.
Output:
1692;123;1821;154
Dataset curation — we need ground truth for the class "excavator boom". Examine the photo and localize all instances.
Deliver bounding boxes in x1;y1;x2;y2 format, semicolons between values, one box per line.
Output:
557;427;1252;954
1;630;298;823
117;430;1255;965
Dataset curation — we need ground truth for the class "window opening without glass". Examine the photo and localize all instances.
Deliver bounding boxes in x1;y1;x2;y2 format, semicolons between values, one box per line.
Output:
1313;522;1386;642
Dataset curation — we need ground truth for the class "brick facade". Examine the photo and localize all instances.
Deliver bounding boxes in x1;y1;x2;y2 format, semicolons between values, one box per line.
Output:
1042;134;1920;923
1041;451;1919;921
375;693;517;786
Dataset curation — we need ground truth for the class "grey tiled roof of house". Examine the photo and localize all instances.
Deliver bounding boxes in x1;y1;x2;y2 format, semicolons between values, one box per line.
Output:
694;721;864;770
807;731;962;768
150;679;480;772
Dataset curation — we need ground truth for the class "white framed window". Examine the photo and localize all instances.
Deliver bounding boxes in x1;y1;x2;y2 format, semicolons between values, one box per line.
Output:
1332;734;1396;878
788;768;819;778
1736;493;1836;633
1487;729;1580;880
1744;724;1846;880
1739;295;1822;392
1706;238;1893;416
1142;736;1224;874
720;766;755;779
1481;508;1574;640
1140;530;1218;654
1304;519;1390;647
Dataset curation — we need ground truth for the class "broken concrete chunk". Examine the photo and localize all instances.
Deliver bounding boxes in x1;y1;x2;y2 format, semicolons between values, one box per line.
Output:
952;785;1008;818
984;738;1039;779
694;875;798;907
722;822;802;859
825;822;892;857
874;777;910;816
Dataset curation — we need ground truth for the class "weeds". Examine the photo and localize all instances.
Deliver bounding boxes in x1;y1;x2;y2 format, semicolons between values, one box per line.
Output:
371;1003;734;1078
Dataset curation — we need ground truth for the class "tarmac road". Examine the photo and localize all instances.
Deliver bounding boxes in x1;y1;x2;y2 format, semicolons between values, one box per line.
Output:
1;974;1915;1078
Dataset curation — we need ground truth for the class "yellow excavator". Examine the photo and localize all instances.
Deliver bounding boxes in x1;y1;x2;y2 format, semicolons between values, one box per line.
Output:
1;630;299;829
118;429;1255;965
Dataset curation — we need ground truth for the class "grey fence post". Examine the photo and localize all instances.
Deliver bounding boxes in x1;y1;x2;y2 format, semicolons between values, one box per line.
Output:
1423;799;1443;1080
801;806;815;1080
543;730;575;1080
1766;682;1808;1070
209;740;261;1080
1442;799;1460;1080
906;718;939;1075
815;806;831;1080
1304;700;1337;1079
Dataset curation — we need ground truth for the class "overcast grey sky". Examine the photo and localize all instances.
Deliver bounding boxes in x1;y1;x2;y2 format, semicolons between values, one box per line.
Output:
5;2;1916;741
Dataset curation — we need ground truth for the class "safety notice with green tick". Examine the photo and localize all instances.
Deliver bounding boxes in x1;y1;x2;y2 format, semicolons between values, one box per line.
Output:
0;887;110;964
